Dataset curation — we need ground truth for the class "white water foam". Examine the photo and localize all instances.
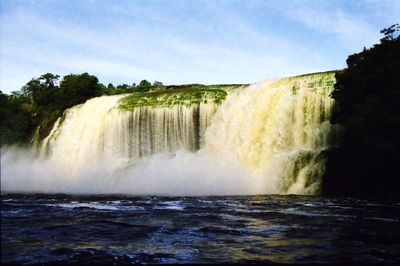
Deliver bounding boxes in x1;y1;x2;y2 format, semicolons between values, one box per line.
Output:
1;72;337;196
1;147;264;196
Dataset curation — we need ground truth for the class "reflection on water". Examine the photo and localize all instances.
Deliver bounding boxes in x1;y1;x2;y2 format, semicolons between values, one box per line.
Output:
1;194;400;264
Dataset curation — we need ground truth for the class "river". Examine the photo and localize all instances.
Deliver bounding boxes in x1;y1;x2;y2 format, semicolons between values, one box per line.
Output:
2;194;399;264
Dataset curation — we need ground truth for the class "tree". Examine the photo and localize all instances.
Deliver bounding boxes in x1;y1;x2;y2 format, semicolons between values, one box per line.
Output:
136;80;152;92
0;72;168;146
107;83;116;90
21;73;60;110
0;90;32;145
380;23;400;42
152;81;164;88
1;72;115;146
59;72;101;108
99;83;116;95
115;83;131;94
0;91;12;145
324;25;400;195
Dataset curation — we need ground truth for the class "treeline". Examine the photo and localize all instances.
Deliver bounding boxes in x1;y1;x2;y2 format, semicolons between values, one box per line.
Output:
324;24;400;196
0;73;164;146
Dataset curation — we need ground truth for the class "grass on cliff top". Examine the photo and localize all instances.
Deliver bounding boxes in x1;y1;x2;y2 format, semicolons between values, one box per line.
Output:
118;84;245;110
270;70;337;87
267;70;337;96
118;71;337;111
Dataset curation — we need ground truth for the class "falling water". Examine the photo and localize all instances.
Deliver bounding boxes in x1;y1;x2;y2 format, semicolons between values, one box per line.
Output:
2;72;337;195
41;97;218;175
204;72;337;194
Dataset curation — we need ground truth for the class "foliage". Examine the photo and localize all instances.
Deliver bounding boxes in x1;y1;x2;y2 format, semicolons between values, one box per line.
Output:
0;91;32;145
324;24;400;195
136;80;152;92
380;23;400;41
152;81;163;87
118;84;236;110
101;83;137;95
1;71;244;146
1;72;104;146
22;73;60;111
58;73;102;109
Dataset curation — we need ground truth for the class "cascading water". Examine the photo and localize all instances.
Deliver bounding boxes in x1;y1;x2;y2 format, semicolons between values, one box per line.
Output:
41;97;218;175
1;72;337;195
204;72;337;194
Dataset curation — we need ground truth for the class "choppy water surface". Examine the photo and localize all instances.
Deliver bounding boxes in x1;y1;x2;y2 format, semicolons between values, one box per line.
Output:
2;194;400;264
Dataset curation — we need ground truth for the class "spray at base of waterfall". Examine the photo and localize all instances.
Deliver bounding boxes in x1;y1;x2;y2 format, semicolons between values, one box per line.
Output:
1;147;271;196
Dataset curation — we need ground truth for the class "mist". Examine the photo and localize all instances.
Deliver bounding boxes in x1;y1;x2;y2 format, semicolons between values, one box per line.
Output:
1;146;268;196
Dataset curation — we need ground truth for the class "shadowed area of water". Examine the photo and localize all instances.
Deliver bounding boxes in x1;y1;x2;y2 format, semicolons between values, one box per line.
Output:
1;194;400;264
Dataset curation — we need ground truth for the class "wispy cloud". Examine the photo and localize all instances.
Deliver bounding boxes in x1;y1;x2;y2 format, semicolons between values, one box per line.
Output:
286;5;380;48
0;0;398;93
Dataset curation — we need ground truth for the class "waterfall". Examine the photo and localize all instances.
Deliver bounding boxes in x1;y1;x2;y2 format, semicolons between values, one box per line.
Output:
42;96;219;175
204;72;336;194
2;72;337;195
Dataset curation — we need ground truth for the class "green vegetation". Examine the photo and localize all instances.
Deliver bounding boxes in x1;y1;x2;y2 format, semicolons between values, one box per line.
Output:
0;91;32;145
0;73;162;146
268;71;337;96
0;71;244;146
119;84;244;110
324;24;400;195
100;83;136;95
136;80;152;92
1;73;101;145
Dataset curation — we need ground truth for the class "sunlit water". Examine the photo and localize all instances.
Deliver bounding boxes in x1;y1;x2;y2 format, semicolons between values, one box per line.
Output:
2;194;400;264
17;72;337;196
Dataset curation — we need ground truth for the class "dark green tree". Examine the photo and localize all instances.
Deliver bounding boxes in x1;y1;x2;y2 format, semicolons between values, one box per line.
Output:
324;24;400;195
0;90;32;145
59;72;101;108
115;83;131;94
97;83;107;95
1;72;119;146
21;73;60;111
136;80;152;92
107;83;116;91
100;83;116;95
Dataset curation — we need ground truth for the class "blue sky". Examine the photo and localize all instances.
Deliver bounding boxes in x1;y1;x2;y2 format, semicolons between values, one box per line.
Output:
0;0;399;93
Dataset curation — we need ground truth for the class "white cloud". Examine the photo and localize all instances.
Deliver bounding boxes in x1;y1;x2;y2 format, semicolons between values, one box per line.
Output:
286;5;380;49
2;1;396;93
1;5;325;92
